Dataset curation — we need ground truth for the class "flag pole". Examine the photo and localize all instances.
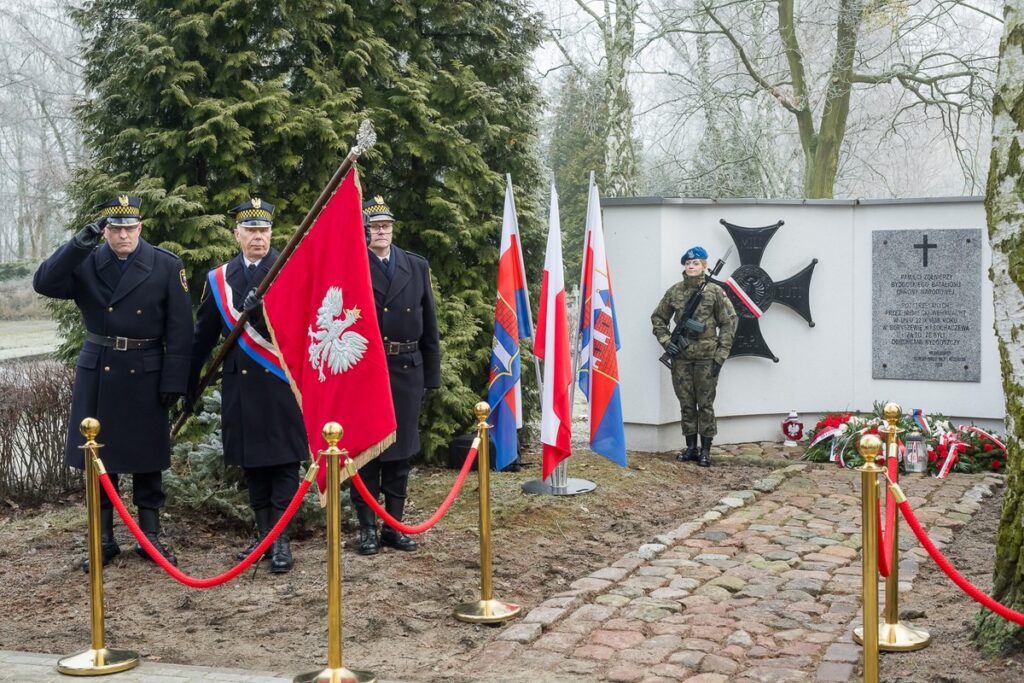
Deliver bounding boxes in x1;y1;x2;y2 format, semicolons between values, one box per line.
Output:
506;173;542;393
172;120;377;438
521;174;596;497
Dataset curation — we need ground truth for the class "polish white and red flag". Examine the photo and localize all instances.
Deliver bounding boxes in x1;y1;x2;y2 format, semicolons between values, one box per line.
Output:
534;183;572;478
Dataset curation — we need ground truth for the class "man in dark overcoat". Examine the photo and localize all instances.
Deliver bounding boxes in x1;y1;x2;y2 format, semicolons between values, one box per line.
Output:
33;195;193;570
352;195;441;555
189;198;307;573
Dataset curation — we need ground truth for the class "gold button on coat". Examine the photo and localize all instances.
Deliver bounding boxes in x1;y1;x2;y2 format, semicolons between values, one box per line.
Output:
104;366;110;372
107;307;113;312
241;369;248;375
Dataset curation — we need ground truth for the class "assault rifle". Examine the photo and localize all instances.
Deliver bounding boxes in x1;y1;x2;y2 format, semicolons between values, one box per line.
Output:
659;247;733;370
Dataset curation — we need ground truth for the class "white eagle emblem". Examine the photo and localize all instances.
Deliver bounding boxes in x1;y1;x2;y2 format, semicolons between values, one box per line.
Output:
307;287;369;382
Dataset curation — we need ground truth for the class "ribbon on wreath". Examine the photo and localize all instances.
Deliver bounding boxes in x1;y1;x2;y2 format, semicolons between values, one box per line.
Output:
912;408;932;435
935;431;964;479
810;426;839;449
958;425;1008;456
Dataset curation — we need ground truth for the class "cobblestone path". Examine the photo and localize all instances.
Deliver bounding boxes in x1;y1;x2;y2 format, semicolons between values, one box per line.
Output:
466;462;1002;683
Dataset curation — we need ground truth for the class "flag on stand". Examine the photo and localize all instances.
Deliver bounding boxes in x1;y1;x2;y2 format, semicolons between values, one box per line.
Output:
534;184;572;478
577;179;627;466
263;170;396;496
487;177;533;471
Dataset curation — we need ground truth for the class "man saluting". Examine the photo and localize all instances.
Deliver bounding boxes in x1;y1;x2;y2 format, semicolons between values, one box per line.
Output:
34;195;192;569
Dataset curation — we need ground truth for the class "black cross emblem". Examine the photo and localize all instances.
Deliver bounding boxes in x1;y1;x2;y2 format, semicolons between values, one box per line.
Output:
711;219;818;363
914;234;938;267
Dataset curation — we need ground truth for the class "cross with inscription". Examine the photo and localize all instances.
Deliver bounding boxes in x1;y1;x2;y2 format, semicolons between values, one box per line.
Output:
914;234;938;267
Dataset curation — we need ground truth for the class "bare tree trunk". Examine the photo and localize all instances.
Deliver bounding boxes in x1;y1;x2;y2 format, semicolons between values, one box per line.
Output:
602;0;639;197
976;0;1024;656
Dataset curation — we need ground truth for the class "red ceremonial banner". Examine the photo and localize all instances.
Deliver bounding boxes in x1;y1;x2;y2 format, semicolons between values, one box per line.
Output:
263;170;396;495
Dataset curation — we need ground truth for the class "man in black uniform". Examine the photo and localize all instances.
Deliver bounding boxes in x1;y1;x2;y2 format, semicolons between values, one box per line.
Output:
353;195;441;555
189;198;307;573
34;195;192;570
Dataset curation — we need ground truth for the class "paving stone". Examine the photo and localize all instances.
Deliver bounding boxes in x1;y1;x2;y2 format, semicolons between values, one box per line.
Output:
700;653;740;675
650;663;699;679
591;629;646;650
679;674;728;683
573;644;615;660
668;650;706;669
619;647;672;665
707;575;746;593
522;606;568;626
737;666;810;682
596;593;633;608
726;630;755;648
590;567;631;581
569;577;613;593
534;631;584;652
823;642;860;663
568;603;617;622
498;622;543;643
815;661;855;682
606;665;646;682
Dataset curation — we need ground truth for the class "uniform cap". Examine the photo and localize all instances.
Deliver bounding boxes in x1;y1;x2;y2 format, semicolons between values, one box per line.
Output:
95;195;142;226
229;197;274;228
362;195;394;223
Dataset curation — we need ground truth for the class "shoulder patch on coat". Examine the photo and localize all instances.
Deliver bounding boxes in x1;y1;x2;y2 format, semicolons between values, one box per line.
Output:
180;269;189;292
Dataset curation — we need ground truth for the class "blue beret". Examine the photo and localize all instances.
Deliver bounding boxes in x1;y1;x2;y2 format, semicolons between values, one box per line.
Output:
681;246;708;263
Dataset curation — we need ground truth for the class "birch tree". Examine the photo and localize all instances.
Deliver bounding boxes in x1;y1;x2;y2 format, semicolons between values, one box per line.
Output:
546;0;642;196
977;0;1024;655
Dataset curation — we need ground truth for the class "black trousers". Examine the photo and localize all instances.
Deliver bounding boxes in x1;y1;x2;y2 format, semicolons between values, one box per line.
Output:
349;458;411;514
244;463;300;511
99;471;164;510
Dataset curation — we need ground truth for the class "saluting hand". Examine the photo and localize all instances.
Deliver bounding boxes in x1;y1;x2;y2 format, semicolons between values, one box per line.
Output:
74;217;107;248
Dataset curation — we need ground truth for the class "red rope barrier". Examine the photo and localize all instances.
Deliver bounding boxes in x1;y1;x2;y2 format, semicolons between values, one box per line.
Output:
877;455;899;577
99;470;312;588
898;498;1024;625
348;438;479;535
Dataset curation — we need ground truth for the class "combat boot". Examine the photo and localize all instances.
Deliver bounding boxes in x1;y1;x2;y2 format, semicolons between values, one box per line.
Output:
380;497;417;552
235;507;274;561
676;434;698;462
698;435;713;468
82;508;121;573
356;505;379;556
269;508;293;573
135;507;177;566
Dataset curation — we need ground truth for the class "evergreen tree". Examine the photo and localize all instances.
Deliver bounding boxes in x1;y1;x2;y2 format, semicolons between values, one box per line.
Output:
353;0;544;460
60;0;544;464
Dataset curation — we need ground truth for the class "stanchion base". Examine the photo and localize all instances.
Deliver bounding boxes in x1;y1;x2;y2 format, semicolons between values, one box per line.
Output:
521;478;597;496
293;666;376;683
56;647;139;676
453;598;522;624
853;621;932;652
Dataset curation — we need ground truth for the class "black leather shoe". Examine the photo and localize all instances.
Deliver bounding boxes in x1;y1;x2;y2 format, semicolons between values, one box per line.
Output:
357;527;380;556
136;533;178;566
135;507;177;565
698;435;712;468
380;528;418;552
82;541;120;573
270;535;293;573
677;434;699;462
236;507;273;561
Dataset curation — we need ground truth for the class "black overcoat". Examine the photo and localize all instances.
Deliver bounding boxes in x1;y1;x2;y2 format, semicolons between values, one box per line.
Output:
190;250;308;468
369;246;441;461
33;238;193;473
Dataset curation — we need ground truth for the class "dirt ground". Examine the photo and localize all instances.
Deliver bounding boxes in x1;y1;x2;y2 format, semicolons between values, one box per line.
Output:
1;447;1022;682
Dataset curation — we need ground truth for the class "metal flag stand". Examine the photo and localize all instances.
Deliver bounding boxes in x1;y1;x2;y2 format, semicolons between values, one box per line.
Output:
521;173;598;497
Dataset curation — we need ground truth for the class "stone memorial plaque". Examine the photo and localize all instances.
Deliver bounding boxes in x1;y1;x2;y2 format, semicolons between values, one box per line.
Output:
872;229;981;381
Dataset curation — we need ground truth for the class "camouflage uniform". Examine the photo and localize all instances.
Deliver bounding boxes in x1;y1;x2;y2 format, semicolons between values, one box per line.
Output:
651;275;737;437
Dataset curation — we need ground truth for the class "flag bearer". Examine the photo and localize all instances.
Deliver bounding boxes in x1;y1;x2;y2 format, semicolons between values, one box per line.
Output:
189;198;307;573
34;195;193;570
651;246;737;467
354;195;441;555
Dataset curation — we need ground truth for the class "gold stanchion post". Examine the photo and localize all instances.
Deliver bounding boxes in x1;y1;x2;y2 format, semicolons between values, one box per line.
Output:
856;433;883;683
294;423;375;683
854;403;931;652
57;418;140;676
454;402;521;623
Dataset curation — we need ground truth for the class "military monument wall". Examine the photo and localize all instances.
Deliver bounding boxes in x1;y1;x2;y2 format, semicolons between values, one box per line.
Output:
601;197;1005;451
